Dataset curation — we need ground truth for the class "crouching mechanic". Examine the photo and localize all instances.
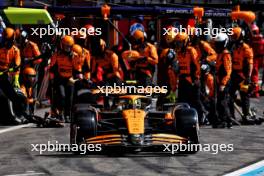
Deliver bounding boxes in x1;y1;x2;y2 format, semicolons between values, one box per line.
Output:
0;27;28;123
20;67;38;115
214;33;232;128
174;32;206;124
90;37;122;109
230;27;254;124
72;44;91;80
49;35;82;123
130;29;158;86
90;37;122;86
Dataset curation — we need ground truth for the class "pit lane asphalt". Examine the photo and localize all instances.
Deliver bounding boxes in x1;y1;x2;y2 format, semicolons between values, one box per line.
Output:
0;98;263;176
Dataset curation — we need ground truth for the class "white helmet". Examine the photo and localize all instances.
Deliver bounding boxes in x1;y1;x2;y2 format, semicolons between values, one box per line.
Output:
214;33;228;48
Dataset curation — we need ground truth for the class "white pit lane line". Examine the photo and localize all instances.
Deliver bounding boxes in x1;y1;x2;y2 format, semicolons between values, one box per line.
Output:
224;160;264;176
4;171;45;176
0;123;34;135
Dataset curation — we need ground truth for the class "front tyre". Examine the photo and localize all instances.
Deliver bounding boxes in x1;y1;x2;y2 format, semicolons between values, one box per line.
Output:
173;106;200;153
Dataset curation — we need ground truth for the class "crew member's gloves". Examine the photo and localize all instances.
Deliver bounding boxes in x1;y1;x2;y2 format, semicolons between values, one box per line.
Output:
201;63;210;74
68;77;77;85
76;73;84;80
167;49;176;63
166;91;176;103
219;85;225;92
13;75;20;88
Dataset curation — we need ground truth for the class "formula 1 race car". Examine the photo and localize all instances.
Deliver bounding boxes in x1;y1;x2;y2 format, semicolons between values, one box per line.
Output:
70;80;200;154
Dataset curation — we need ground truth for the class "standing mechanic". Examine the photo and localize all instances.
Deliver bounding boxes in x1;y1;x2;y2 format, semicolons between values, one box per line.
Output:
192;38;217;98
49;35;81;123
0;27;25;123
250;24;264;97
158;28;178;103
130;29;158;86
214;33;232;128
174;32;206;124
229;27;254;124
194;39;217;124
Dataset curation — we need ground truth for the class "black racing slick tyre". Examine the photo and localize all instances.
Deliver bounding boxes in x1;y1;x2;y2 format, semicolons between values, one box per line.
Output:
173;106;200;154
71;104;97;145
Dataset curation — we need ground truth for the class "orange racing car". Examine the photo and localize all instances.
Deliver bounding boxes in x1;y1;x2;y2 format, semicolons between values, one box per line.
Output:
70;80;200;154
